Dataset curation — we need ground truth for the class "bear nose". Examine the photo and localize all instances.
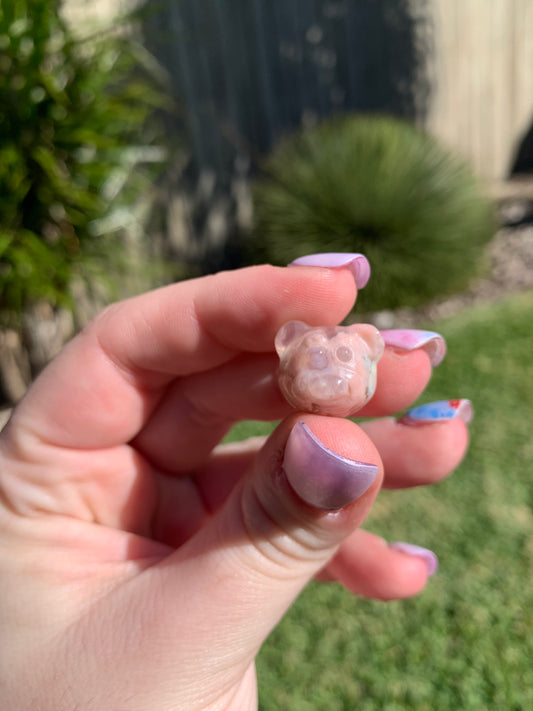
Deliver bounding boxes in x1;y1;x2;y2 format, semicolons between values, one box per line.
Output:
307;373;348;401
308;346;328;370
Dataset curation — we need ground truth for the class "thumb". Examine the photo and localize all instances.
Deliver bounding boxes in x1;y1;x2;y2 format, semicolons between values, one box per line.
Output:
126;415;383;704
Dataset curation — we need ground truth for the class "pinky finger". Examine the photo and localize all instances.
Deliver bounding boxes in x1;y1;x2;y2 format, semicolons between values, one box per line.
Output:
324;529;438;600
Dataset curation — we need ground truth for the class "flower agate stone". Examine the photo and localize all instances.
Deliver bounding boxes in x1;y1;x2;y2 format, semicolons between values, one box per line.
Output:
275;321;385;417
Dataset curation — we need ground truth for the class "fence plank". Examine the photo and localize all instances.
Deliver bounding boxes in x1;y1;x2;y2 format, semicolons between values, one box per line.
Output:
428;0;533;179
65;0;533;180
145;0;432;180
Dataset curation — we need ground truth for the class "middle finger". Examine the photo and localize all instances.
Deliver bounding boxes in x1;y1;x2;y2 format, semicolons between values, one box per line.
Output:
134;344;435;473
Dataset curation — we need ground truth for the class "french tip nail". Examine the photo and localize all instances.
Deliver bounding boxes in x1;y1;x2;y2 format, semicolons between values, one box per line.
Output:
380;329;447;367
289;253;371;289
389;542;439;577
399;399;474;426
283;422;379;511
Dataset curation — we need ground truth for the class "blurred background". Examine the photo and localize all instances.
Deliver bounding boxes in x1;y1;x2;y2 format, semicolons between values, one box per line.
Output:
1;0;532;402
1;1;532;709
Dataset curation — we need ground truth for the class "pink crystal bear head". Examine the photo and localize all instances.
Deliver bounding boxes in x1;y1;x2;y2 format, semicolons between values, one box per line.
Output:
275;321;385;417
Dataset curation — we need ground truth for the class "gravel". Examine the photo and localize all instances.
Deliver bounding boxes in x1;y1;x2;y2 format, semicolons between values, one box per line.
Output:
366;217;533;330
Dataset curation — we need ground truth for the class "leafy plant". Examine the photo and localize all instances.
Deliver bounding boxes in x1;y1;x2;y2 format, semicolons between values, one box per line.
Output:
251;115;497;311
0;0;170;324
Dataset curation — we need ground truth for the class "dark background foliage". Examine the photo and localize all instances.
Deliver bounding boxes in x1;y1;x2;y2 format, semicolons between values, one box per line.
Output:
142;0;434;272
0;0;168;324
251;114;496;311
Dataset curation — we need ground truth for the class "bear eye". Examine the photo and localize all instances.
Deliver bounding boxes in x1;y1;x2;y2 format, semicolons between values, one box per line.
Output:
335;346;353;363
308;346;328;369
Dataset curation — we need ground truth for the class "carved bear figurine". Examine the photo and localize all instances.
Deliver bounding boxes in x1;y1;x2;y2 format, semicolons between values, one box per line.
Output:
275;321;385;417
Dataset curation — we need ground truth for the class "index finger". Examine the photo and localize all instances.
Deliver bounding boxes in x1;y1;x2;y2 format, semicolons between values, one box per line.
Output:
7;265;358;447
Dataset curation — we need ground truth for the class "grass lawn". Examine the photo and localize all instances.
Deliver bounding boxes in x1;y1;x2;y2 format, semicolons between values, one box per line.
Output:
227;290;533;710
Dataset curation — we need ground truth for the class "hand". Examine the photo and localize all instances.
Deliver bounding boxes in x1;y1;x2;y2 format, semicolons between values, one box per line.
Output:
0;263;469;710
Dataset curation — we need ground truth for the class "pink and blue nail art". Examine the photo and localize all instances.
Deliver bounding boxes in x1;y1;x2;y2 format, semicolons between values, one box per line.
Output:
400;399;473;425
381;329;447;367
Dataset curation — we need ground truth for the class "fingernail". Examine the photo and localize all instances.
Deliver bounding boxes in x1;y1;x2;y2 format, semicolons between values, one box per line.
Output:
389;542;439;576
289;253;371;289
399;399;474;426
283;421;378;510
381;329;447;366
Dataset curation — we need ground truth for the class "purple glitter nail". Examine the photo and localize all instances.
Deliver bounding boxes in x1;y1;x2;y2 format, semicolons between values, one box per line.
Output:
283;421;378;510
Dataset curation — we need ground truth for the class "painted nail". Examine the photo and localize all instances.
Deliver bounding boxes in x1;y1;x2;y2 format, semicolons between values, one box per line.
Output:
381;329;447;367
389;542;439;576
399;399;474;426
289;253;371;289
282;421;378;510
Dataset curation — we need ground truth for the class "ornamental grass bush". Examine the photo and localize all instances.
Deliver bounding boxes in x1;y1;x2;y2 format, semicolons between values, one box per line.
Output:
252;115;497;312
0;0;169;326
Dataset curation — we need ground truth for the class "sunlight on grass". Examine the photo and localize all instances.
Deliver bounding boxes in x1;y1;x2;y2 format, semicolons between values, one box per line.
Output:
229;290;533;710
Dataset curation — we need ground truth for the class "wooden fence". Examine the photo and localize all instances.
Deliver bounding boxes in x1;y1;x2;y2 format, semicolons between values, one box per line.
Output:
143;0;434;183
428;0;533;181
3;0;530;405
137;0;533;183
66;0;533;182
60;0;533;275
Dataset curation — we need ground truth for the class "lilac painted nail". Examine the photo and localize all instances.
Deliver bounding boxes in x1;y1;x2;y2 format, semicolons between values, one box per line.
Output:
289;253;371;289
381;329;447;366
399;399;474;426
282;421;378;510
389;542;439;576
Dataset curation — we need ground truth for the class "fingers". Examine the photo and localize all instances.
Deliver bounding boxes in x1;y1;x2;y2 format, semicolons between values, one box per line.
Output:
7;265;357;448
361;412;470;488
149;407;470;547
51;414;382;709
326;529;437;600
133;346;433;473
362;348;432;417
152;437;266;548
123;415;383;703
131;354;286;473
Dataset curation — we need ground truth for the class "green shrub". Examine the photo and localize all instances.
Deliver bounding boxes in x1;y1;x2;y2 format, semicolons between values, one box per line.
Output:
0;0;169;325
251;115;497;311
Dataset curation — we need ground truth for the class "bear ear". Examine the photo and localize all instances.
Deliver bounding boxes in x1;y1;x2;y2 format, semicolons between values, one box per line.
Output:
349;324;385;362
275;320;310;356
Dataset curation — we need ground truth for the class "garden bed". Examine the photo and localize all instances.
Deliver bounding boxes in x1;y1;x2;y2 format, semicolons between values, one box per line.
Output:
365;188;533;329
